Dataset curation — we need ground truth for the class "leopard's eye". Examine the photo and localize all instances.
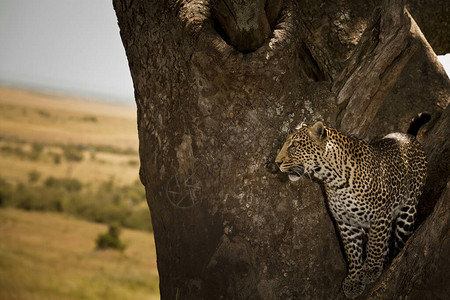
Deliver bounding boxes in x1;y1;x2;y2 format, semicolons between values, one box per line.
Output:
291;141;299;148
289;141;299;151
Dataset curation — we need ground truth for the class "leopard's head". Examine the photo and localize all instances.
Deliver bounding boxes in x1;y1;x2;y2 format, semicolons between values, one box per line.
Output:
275;121;327;182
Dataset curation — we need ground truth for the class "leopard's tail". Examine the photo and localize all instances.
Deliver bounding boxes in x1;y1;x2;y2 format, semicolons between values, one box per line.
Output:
407;112;431;136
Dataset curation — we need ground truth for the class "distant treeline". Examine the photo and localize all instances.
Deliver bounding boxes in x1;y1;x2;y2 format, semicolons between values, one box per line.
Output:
0;175;152;232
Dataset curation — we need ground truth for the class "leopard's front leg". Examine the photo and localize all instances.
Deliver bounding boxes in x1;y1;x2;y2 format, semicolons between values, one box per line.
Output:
336;221;366;298
362;211;391;284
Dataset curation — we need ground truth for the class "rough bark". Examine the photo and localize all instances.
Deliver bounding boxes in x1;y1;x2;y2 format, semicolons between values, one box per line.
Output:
406;0;450;55
210;0;283;53
367;182;450;299
332;2;418;136
113;0;450;298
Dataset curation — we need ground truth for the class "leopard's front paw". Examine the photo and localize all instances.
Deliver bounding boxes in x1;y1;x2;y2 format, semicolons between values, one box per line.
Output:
342;275;365;298
361;264;382;284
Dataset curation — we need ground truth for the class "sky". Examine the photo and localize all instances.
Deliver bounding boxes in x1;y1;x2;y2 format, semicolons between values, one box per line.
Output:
0;0;134;102
0;1;448;104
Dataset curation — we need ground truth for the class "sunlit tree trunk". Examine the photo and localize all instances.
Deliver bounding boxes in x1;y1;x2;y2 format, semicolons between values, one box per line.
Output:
114;0;449;298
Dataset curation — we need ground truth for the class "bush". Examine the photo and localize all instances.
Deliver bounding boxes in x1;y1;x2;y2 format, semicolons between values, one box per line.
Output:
0;178;13;207
51;153;61;164
13;183;43;211
0;145;14;154
0;141;48;161
0;175;152;232
37;109;51;118
127;160;139;166
82;115;98;122
96;223;126;251
44;177;82;192
0;144;26;158
62;145;83;162
29;143;44;160
91;144;137;156
28;170;41;183
12;183;64;212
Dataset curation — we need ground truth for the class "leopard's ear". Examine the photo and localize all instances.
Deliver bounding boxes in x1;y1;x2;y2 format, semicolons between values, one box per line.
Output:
309;121;326;144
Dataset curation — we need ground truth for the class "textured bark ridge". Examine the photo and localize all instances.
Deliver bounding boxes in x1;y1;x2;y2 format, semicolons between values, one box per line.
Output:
368;182;450;299
406;0;450;55
114;0;449;298
332;1;418;136
211;0;283;53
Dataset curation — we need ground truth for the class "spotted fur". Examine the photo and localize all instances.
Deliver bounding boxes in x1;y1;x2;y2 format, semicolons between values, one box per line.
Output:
275;114;429;298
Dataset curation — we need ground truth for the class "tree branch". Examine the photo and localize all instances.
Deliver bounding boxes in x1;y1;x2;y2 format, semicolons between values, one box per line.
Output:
332;0;418;136
406;0;450;55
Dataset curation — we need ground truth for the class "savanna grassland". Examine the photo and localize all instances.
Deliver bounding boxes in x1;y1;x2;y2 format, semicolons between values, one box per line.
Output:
0;87;139;185
0;208;159;300
0;87;159;299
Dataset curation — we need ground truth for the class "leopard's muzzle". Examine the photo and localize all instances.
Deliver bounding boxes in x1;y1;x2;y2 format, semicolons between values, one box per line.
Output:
288;165;304;182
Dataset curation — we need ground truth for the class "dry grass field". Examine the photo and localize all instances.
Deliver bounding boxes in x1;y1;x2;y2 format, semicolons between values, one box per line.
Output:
0;87;138;149
0;87;159;299
0;208;159;300
0;87;140;185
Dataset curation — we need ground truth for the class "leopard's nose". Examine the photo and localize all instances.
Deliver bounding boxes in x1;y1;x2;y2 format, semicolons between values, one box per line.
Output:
275;154;284;169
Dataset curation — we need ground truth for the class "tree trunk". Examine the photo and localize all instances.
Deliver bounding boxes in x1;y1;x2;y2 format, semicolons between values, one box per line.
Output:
406;0;450;55
113;0;449;298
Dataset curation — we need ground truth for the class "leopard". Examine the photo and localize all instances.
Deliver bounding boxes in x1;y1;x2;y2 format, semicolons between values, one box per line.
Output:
275;113;430;298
